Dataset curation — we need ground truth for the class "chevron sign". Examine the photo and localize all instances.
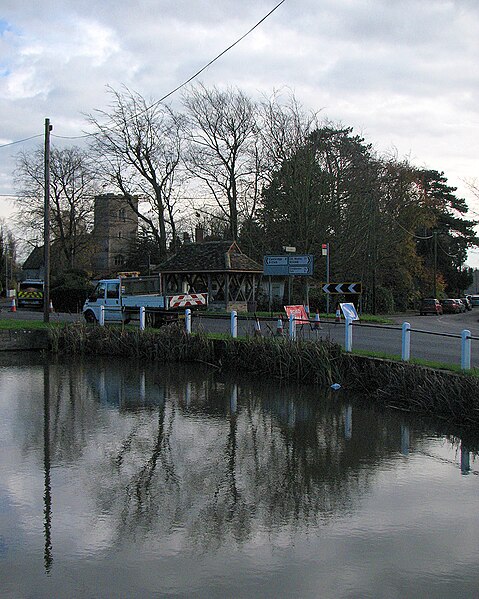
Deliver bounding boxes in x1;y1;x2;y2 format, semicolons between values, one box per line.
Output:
322;282;362;294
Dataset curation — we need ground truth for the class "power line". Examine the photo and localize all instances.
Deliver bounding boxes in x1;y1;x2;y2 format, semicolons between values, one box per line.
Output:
437;238;462;258
0;134;43;149
0;1;286;148
396;221;433;240
51;0;287;140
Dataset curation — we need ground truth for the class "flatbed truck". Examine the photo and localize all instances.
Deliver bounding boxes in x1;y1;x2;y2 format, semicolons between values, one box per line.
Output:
82;274;207;327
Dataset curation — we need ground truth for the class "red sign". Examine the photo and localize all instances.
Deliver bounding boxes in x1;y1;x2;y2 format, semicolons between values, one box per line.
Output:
169;293;207;308
284;305;309;323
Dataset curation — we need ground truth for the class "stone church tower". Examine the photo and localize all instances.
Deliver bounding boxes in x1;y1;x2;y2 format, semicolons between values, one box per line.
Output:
92;194;138;273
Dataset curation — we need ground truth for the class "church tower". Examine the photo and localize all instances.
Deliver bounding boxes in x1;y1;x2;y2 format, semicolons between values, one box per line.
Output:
92;194;138;273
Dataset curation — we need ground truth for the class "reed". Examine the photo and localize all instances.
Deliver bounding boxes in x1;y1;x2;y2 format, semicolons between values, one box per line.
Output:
49;323;479;428
216;336;342;386
49;322;213;362
343;354;479;428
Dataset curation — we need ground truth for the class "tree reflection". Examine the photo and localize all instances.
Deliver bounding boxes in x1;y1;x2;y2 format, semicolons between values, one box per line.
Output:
31;356;478;559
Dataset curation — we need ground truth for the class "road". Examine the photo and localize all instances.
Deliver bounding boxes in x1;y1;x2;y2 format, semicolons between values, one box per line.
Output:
1;304;478;367
193;309;479;368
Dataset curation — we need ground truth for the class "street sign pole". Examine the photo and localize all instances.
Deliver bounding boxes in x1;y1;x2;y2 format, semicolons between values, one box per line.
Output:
269;275;272;314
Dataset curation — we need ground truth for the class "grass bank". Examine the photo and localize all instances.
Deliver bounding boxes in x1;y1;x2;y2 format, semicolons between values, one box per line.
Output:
47;323;479;429
49;323;342;386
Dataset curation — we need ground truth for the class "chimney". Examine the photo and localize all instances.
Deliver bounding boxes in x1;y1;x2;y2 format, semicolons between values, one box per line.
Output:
195;226;204;244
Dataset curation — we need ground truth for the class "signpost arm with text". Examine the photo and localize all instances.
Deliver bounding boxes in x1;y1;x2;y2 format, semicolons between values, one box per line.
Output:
264;254;314;309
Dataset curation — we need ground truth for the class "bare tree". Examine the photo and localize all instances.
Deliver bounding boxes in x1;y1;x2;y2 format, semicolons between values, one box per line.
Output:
183;84;259;240
15;145;96;269
259;89;320;182
87;87;185;257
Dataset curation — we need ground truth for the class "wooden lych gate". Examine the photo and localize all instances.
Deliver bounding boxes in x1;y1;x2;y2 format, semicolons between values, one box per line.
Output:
156;241;262;312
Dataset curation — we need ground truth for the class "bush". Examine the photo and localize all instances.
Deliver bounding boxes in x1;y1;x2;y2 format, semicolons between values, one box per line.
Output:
51;270;94;313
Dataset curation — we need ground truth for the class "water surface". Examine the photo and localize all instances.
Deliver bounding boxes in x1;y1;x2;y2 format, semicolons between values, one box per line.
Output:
0;354;477;598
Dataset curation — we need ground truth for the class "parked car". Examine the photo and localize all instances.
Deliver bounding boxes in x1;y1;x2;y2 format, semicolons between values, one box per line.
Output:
470;295;479;307
455;299;466;313
420;298;443;315
461;297;472;311
441;299;461;314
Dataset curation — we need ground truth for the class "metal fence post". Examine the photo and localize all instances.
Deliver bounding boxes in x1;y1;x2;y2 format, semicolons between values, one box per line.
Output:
139;306;145;330
231;310;237;338
99;305;105;326
289;313;296;340
345;316;352;352
461;329;471;370
402;322;411;361
185;308;191;334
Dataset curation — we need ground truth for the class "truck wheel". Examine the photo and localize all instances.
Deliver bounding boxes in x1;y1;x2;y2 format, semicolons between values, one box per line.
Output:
84;310;97;324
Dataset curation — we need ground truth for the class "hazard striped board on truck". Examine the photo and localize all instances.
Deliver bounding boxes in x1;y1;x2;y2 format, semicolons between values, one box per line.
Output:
18;291;43;298
169;293;207;308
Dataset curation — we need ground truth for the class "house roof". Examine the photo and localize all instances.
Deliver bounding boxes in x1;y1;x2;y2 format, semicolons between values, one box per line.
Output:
22;246;44;270
156;240;262;274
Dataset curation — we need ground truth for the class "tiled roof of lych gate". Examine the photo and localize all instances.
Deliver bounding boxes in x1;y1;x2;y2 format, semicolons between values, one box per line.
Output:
156;241;262;273
22;246;44;270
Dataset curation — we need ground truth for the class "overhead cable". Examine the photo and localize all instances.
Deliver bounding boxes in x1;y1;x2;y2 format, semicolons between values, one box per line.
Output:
53;0;288;141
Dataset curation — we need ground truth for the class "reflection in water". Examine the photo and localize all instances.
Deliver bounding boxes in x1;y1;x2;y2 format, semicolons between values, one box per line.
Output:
43;363;53;573
401;424;410;456
2;353;477;598
461;442;470;475
343;404;352;440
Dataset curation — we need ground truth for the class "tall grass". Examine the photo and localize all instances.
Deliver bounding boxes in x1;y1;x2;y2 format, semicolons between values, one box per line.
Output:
49;323;479;428
49;322;214;362
218;336;342;386
343;354;479;427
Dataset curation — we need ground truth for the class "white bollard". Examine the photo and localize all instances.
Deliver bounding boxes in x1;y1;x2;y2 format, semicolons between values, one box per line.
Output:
345;316;353;352
185;308;192;334
99;305;105;326
230;310;237;338
289;313;296;340
276;318;284;336
139;306;145;330
402;322;411;361
461;329;471;370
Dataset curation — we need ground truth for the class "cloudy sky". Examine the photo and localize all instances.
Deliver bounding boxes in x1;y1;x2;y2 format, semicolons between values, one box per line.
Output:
1;0;478;262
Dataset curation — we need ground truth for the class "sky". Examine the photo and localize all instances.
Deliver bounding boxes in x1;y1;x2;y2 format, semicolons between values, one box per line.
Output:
1;0;478;263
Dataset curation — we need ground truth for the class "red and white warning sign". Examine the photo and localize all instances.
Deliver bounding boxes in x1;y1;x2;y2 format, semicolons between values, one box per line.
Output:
169;293;207;308
284;305;310;324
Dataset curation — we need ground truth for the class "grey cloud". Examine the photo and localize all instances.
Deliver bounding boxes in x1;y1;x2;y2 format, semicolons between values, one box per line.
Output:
0;0;478;259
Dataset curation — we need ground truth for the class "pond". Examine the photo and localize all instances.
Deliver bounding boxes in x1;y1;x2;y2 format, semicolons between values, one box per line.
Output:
0;353;478;598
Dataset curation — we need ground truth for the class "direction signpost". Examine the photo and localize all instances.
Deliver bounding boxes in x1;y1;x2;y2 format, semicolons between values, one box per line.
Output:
264;255;314;310
263;255;314;276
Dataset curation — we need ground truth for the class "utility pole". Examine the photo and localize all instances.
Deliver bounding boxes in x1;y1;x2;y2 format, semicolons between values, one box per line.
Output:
43;118;52;323
322;243;330;314
433;229;438;298
3;234;7;295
